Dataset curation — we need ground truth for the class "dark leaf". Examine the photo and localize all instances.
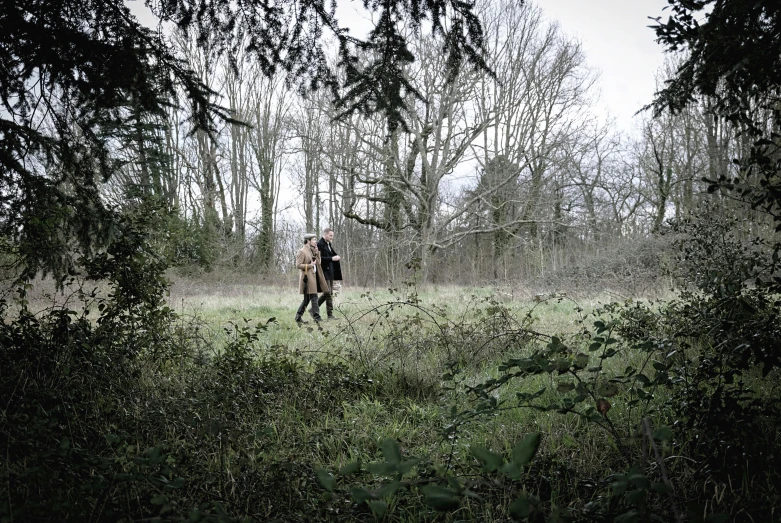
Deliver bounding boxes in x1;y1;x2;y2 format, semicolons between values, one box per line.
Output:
381;438;402;465
316;468;336;492
471;446;503;472
512;432;541;466
422;485;461;511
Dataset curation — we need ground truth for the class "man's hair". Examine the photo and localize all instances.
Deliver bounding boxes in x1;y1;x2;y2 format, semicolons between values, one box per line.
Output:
323;227;333;235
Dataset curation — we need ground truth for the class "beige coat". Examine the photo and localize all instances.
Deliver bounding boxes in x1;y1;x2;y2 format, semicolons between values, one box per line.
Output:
296;246;329;294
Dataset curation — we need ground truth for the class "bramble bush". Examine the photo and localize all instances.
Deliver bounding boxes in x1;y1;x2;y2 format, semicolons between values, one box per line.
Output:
2;201;780;521
318;209;780;522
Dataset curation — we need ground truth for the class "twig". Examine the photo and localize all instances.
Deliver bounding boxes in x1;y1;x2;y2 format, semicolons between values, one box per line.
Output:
642;418;684;523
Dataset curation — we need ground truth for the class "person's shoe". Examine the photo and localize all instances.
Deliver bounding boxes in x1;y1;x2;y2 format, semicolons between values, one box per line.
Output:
327;315;336;321
295;317;308;324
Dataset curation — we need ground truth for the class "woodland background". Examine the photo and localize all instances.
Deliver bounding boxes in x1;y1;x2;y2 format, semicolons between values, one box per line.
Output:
2;0;781;521
98;0;768;287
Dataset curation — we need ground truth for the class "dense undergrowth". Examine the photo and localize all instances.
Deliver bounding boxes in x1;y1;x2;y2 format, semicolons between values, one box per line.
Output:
2;208;781;522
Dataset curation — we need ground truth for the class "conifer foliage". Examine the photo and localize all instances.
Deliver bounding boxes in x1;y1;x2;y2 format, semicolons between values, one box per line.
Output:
651;0;781;230
0;0;487;278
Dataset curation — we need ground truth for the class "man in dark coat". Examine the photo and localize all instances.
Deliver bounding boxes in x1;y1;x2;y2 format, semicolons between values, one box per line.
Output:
316;228;343;319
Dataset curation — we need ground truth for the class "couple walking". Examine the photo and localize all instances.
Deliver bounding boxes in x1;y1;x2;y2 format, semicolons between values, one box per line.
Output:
295;228;342;324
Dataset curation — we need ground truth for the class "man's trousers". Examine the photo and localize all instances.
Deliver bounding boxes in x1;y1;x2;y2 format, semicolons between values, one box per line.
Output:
317;280;334;318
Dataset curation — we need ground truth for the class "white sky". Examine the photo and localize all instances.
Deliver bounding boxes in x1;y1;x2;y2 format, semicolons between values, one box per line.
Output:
127;0;670;133
536;0;670;132
331;0;671;133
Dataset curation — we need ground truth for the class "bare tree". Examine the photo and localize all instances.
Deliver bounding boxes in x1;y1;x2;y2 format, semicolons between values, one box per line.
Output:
337;29;490;279
246;69;292;271
170;29;231;236
560;118;621;240
221;37;254;263
463;0;596;278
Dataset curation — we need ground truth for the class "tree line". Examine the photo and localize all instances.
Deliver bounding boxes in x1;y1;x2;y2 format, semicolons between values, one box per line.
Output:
104;1;769;286
2;0;774;287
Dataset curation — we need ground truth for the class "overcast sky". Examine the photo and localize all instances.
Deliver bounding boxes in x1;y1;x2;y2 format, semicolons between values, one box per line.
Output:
127;0;671;132
537;0;670;132
327;0;671;132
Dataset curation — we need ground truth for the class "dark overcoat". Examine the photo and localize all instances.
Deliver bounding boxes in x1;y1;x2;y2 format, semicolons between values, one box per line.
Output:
296;246;329;294
316;237;343;282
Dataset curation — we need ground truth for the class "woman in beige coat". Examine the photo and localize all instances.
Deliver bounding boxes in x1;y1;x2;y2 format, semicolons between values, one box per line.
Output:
295;233;329;323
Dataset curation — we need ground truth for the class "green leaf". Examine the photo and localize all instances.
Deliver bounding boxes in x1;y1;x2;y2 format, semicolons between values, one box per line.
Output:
589;342;602;352
381;438;401;465
611;478;629;496
625;489;646;504
367;500;387;517
422;485;460;511
470;445;503;472
338;461;361;475
557;382;575;393
636;388;653;400
574;353;589;368
375;481;402;499
508;493;533;518
349;487;373;503
512;432;541;466
368;462;397;476
599;383;619;397
397;458;419;475
652;361;667;371
444;476;463;493
315;468;336;492
653;426;673;441
500;462;522;480
628;472;649;489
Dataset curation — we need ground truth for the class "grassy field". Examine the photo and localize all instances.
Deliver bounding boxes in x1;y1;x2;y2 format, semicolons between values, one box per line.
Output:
158;278;685;520
7;273;778;521
167;280;607;337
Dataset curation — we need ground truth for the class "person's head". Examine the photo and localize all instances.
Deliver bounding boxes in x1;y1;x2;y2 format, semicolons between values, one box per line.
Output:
303;233;317;245
323;228;334;242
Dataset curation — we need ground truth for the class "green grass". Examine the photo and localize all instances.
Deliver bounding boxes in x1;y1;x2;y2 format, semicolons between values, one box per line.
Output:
15;274;774;520
159;280;680;512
